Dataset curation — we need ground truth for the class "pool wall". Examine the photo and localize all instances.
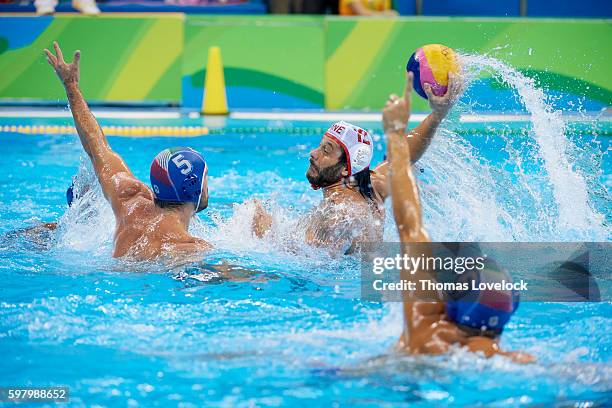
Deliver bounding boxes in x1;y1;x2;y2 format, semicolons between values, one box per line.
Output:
0;14;610;112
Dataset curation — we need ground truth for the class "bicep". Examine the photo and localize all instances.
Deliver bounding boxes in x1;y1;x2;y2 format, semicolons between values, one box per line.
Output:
404;115;439;164
89;148;142;212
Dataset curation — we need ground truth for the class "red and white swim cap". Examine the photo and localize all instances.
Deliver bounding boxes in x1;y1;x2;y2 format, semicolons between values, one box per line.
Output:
324;121;374;176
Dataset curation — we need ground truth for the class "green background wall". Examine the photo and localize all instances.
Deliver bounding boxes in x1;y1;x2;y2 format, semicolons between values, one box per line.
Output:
0;14;610;111
325;17;612;111
183;16;325;109
0;14;183;104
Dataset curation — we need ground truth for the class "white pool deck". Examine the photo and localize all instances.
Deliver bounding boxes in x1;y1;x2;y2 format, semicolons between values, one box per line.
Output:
0;108;610;123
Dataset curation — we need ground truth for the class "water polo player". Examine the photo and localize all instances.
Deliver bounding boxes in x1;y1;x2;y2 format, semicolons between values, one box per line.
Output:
251;70;463;253
4;181;82;247
45;42;211;260
383;93;533;362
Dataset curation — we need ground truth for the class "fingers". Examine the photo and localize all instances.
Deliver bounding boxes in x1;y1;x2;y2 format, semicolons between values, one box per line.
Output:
44;49;57;66
53;41;64;63
385;93;399;108
435;72;462;106
423;82;437;101
404;71;414;99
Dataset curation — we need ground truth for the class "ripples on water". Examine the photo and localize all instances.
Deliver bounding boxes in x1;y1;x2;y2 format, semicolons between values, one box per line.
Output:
0;54;610;406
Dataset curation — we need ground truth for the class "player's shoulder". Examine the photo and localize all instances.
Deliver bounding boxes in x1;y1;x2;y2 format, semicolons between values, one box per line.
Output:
369;167;389;201
111;172;153;202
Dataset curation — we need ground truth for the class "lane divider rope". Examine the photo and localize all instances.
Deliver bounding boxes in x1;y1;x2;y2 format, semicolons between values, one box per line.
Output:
0;125;210;137
0;125;608;137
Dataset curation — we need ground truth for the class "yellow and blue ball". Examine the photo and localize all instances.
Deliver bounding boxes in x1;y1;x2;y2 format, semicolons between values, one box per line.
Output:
406;44;459;99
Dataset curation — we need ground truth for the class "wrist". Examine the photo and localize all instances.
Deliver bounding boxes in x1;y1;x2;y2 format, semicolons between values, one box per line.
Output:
385;128;404;138
64;82;79;92
430;111;446;124
385;120;407;134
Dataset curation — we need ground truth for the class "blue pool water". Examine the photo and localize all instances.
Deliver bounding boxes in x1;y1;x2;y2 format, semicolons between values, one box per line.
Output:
0;116;611;407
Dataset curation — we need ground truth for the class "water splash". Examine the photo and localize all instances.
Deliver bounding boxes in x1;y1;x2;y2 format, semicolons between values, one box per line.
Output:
411;54;609;242
4;60;611;405
472;54;602;230
55;159;115;255
54;54;608;249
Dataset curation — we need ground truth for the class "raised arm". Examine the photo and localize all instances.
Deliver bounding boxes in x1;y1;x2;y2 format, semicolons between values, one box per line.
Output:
404;72;463;163
384;97;467;354
383;73;429;242
45;42;142;214
386;129;428;243
372;72;463;200
385;101;533;362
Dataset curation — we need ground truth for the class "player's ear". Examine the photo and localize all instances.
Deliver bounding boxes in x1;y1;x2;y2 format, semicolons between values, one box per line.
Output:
341;168;349;178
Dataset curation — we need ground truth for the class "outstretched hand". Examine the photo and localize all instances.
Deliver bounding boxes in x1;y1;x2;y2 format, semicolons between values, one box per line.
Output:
424;71;463;119
382;71;413;135
44;41;80;87
250;199;273;238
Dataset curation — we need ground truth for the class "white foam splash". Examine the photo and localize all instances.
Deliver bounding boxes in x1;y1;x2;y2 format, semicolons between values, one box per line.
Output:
470;54;606;236
56;54;609;254
56;159;115;255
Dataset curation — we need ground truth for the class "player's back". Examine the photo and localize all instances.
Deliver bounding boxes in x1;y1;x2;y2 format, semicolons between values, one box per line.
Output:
112;183;209;260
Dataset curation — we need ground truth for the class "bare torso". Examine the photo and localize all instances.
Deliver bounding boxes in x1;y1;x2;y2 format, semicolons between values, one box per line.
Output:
302;178;386;252
111;175;210;260
44;43;211;263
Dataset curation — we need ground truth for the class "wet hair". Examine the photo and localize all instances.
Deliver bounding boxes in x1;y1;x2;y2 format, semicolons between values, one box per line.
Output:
154;198;184;209
353;168;374;201
339;151;374;201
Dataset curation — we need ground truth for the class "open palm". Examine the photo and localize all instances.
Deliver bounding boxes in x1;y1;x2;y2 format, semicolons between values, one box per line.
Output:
44;41;81;86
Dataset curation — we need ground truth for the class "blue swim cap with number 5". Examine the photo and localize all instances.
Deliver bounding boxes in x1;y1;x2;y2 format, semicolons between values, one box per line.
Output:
150;147;207;205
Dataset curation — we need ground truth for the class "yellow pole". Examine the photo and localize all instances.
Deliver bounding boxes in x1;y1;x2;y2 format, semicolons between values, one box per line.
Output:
201;46;228;115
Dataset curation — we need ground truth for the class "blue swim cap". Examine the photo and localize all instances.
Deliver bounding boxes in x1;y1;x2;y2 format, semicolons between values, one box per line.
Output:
66;182;74;207
150;147;207;205
446;261;519;336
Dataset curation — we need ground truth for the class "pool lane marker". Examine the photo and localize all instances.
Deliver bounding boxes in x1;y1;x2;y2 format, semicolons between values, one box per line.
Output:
1;125;609;137
0;125;210;137
0;124;330;136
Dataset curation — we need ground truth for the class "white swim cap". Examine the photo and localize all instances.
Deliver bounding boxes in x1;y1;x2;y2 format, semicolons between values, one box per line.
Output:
324;121;374;176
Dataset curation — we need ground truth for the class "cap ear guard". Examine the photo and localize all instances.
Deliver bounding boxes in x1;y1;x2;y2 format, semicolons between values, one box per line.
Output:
349;144;373;175
445;266;519;336
181;173;202;200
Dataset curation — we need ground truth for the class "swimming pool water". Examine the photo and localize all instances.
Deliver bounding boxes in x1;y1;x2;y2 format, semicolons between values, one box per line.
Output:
0;118;610;407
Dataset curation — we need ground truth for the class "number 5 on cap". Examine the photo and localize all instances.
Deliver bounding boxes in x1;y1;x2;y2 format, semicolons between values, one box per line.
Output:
172;154;193;175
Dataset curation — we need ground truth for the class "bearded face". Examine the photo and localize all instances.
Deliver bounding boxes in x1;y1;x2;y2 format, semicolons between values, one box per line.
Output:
306;158;346;188
306;136;347;188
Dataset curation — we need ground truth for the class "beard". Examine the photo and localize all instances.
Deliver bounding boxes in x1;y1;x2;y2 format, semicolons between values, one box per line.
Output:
306;160;345;188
